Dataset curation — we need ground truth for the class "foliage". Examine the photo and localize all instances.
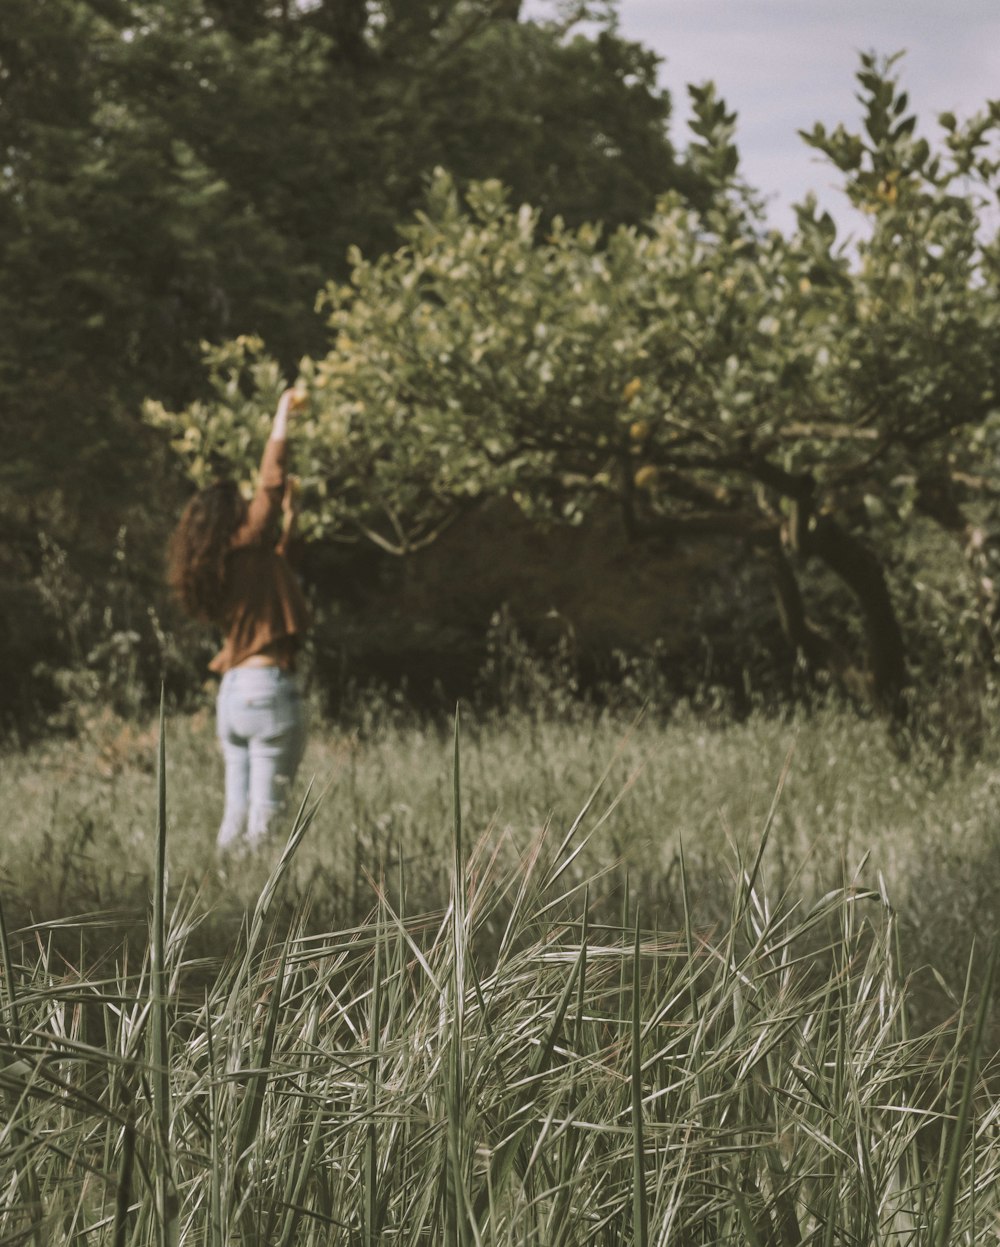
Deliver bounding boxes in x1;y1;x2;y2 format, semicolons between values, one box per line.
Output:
0;0;689;491
153;57;1000;711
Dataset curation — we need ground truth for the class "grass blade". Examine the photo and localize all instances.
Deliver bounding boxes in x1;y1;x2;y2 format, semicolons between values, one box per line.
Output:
631;910;648;1247
150;689;178;1247
934;936;999;1247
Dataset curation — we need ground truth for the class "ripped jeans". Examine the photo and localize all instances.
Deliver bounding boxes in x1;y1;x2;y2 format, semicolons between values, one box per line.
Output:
216;667;306;853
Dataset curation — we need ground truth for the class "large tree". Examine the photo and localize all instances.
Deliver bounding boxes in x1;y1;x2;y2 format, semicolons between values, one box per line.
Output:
151;60;1000;713
1;0;697;731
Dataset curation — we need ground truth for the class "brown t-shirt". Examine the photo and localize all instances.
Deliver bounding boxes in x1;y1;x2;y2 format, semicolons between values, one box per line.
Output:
208;438;310;674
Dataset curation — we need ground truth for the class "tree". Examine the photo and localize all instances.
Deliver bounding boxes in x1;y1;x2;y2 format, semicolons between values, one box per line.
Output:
150;59;1000;714
1;0;697;732
1;0;692;450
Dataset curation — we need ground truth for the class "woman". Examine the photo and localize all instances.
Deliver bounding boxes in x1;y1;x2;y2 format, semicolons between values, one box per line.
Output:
168;388;310;853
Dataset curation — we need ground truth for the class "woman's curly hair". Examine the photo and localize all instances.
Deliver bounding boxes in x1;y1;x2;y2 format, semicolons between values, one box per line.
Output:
168;481;247;623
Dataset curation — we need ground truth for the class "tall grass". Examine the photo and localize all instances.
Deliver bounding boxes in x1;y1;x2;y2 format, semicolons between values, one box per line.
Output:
1;711;998;1244
4;700;1000;1004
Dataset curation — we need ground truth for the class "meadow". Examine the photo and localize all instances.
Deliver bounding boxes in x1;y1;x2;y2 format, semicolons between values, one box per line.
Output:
2;697;1000;1243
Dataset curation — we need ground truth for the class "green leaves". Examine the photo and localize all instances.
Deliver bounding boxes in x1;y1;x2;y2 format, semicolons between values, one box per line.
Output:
151;65;1000;547
687;81;741;188
144;335;283;490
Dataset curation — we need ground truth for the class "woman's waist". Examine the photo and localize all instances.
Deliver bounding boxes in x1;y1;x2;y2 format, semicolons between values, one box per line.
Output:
233;652;282;669
230;637;298;670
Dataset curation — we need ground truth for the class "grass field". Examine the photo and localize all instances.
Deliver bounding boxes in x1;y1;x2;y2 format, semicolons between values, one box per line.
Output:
3;699;999;988
2;699;1000;1243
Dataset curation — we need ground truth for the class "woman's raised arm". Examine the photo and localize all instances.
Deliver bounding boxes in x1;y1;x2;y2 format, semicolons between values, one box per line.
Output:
233;388;306;546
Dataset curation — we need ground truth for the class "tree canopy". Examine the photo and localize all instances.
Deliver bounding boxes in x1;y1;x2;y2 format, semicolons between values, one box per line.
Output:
150;58;1000;713
1;0;692;498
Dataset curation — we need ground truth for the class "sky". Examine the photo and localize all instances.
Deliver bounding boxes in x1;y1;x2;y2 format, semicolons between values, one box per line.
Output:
531;0;1000;236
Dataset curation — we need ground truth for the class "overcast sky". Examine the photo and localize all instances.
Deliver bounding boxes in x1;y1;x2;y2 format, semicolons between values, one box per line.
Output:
533;0;1000;236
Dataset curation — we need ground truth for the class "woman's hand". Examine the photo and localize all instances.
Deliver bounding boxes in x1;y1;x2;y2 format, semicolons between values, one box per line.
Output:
272;388;307;440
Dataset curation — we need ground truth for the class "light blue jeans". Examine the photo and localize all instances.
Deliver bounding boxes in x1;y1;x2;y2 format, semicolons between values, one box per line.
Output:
216;667;306;853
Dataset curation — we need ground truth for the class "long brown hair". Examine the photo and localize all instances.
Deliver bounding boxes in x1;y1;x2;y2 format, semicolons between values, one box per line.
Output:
167;480;247;623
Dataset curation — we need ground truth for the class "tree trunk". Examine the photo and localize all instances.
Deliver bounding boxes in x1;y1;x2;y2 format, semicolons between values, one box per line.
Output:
801;514;907;715
764;539;872;704
747;455;907;715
